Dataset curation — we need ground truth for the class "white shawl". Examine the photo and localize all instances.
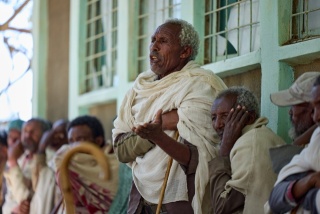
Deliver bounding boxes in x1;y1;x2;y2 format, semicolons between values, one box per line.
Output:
276;127;320;184
113;60;227;213
273;127;320;213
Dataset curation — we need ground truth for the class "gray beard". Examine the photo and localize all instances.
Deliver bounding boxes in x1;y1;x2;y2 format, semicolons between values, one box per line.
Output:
288;126;297;141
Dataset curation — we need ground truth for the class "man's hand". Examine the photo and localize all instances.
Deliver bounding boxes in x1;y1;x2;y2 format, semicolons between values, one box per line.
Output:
38;130;54;154
220;105;249;157
7;141;24;168
133;109;164;143
18;199;30;214
306;171;320;189
293;171;320;200
162;109;178;130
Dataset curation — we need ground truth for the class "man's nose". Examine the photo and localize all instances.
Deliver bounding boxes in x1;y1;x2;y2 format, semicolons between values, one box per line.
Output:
150;41;159;51
214;118;224;130
24;132;31;139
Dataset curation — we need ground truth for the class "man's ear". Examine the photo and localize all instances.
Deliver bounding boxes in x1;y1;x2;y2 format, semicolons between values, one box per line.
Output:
180;46;192;59
95;136;105;148
247;112;257;125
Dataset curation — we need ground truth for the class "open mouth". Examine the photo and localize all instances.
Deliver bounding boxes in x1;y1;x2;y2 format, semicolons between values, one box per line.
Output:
150;54;159;63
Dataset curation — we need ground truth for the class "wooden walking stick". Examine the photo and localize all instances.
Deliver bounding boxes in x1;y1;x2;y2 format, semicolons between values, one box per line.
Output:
156;132;179;214
58;142;110;214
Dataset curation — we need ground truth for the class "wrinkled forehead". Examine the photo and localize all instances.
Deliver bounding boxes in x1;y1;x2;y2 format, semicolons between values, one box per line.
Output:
23;120;42;131
211;95;237;113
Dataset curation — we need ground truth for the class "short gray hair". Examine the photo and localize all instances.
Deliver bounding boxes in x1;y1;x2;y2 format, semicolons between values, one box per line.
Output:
216;86;260;117
164;19;199;60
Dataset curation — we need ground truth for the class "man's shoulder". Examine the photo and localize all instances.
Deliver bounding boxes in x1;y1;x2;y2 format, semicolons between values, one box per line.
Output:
237;124;285;147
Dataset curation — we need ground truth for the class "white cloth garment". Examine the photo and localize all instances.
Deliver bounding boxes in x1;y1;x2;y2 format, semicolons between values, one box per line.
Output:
224;117;285;214
272;127;320;213
113;60;227;213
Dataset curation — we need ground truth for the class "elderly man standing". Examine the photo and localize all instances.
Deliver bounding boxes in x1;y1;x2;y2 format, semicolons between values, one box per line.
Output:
268;74;320;214
113;19;226;214
269;72;320;173
209;87;285;214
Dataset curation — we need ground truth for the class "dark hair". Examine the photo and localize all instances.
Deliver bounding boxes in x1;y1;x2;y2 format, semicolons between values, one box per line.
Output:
314;75;320;87
0;130;8;147
68;115;105;143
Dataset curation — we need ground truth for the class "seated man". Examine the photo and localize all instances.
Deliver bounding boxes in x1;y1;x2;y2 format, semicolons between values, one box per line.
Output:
3;118;51;214
269;72;320;173
0;130;7;213
268;74;320;214
209;86;285;214
53;115;119;213
30;119;69;214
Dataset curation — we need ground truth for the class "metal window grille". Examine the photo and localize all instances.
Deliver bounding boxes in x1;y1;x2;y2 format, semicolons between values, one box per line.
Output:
204;0;260;64
290;0;320;43
84;0;118;93
136;0;181;76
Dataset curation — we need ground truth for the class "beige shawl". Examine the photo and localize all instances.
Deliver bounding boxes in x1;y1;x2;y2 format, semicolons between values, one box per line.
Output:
113;61;226;213
224;117;285;214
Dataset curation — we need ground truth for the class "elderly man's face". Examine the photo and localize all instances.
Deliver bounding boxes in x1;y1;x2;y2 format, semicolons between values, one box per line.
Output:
21;121;43;152
288;102;314;139
311;85;320;126
149;23;189;78
50;120;68;151
211;95;237;140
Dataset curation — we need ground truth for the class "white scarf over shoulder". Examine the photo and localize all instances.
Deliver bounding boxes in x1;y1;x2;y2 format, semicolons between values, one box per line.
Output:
274;127;320;213
276;127;320;184
113;61;226;213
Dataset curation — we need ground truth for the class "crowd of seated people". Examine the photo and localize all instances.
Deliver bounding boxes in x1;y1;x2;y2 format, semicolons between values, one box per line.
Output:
0;18;319;214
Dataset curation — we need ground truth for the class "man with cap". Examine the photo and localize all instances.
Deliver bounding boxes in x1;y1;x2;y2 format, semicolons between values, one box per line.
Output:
268;73;320;214
7;119;24;148
269;72;320;174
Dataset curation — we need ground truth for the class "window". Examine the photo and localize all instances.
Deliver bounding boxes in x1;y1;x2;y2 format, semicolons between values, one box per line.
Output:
290;0;320;43
134;0;181;79
204;0;260;64
84;0;118;93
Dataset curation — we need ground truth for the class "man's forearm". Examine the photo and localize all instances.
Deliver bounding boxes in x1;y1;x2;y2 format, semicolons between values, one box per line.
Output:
4;166;32;203
150;132;190;166
209;156;245;214
114;132;155;163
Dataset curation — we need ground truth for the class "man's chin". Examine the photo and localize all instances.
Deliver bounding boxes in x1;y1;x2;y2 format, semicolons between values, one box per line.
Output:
22;143;37;153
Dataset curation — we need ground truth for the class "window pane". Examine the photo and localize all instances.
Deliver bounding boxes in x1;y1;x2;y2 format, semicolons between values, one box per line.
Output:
204;0;260;64
84;0;118;93
291;0;320;43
